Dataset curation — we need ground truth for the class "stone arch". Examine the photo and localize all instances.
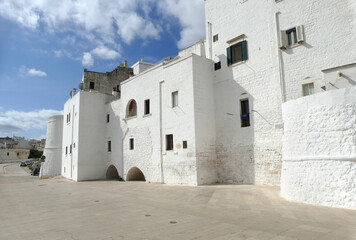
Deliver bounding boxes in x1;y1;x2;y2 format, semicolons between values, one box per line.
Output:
126;99;137;118
106;165;119;180
126;167;146;181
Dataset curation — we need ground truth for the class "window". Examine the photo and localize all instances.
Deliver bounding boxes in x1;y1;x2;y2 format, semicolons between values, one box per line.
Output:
108;141;111;152
144;99;150;115
129;138;134;150
65;147;68;155
89;81;95;90
303;83;314;96
107;114;110;123
166;134;173;151
183;141;188;149
17;152;19;156
7;152;9;156
214;61;221;71
280;25;304;49
213;34;219;42
172;91;178;108
240;99;250;127
227;40;248;66
70;144;72;154
126;100;137;118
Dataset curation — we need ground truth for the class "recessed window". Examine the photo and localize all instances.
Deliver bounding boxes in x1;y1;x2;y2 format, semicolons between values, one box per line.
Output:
107;114;110;123
108;141;111;152
303;83;314;96
240;99;250;127
172;91;178;108
214;62;221;71
183;141;188;149
144;99;150;115
17;152;19;156
126;99;137;118
65;147;68;155
89;81;95;90
166;134;173;151
227;40;248;66
70;144;72;154
7;152;9;156
213;34;219;42
280;25;304;49
129;138;134;150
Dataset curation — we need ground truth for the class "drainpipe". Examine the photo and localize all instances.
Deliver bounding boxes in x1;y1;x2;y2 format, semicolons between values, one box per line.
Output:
275;12;287;103
207;22;213;60
159;80;165;183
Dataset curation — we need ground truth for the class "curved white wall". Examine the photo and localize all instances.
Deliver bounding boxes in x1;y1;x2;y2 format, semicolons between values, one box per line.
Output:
41;115;63;178
281;87;356;209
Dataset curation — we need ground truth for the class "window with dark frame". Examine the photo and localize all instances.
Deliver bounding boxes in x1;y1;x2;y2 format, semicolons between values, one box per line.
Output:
183;141;188;149
172;91;178;108
286;28;297;46
240;99;250;127
144;99;150;115
129;138;134;150
108;141;111;152
166;134;173;151
107;114;110;123
227;40;248;66
214;61;221;71
89;81;95;90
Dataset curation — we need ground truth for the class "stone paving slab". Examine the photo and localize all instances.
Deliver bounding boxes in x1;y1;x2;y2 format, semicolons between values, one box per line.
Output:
0;163;355;240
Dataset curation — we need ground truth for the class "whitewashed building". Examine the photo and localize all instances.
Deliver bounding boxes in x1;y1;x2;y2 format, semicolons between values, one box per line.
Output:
43;0;356;209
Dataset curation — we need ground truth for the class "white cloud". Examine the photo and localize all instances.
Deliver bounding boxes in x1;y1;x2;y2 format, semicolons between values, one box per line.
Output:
0;109;63;136
19;65;47;77
82;52;94;67
92;46;120;60
157;0;206;49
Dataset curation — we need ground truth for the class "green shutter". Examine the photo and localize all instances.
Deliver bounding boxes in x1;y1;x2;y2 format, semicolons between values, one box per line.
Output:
227;47;232;66
241;40;248;61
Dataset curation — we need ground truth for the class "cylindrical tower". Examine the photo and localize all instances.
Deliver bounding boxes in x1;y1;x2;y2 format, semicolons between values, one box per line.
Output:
40;115;63;178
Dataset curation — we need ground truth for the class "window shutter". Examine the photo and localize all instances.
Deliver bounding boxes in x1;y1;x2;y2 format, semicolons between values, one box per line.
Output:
280;30;288;49
296;25;304;43
226;47;232;66
241;40;248;61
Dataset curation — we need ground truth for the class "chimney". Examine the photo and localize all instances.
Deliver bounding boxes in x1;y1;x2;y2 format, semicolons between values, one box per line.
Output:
124;60;127;67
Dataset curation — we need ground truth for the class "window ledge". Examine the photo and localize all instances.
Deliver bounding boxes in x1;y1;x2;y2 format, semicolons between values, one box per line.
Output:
228;60;247;68
143;113;152;118
124;116;137;121
280;42;303;50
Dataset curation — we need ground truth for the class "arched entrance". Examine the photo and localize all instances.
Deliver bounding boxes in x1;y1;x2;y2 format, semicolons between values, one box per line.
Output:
126;167;146;181
106;165;119;180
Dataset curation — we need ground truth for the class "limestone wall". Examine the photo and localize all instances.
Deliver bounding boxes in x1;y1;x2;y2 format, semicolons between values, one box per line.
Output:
281;87;356;209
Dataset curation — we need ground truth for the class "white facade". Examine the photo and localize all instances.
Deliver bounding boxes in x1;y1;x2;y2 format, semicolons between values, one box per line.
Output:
42;0;356;208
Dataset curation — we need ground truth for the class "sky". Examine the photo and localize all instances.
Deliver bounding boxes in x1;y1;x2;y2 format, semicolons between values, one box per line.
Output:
0;0;206;140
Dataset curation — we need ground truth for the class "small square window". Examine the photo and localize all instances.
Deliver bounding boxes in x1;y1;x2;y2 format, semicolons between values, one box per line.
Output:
227;40;248;66
144;99;150;115
129;138;134;150
214;62;221;71
89;82;95;90
213;34;219;42
108;141;111;152
183;141;187;149
240;99;250;127
303;83;314;96
280;25;304;49
172;91;178;108
107;114;110;123
166;134;173;151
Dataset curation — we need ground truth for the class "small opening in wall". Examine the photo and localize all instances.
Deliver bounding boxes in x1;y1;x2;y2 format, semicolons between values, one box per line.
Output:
144;99;150;115
107;114;110;123
7;152;9;156
183;141;187;149
108;141;111;152
89;81;95;90
213;34;219;42
129;138;134;150
166;134;173;151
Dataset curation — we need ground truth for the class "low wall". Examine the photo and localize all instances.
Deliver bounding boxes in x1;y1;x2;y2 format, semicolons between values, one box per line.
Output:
281;87;356;209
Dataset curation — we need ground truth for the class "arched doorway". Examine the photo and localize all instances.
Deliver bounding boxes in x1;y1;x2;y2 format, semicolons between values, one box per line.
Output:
126;167;146;181
106;165;119;180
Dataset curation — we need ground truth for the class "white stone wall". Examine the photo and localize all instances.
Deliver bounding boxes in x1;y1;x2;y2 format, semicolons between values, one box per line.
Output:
0;149;29;162
41;115;63;178
281;86;356;209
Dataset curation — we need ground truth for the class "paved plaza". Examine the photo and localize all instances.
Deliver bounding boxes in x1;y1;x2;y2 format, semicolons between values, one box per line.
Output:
0;163;355;240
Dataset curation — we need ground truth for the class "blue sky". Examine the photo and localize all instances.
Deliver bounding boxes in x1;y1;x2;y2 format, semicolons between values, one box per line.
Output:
0;0;205;140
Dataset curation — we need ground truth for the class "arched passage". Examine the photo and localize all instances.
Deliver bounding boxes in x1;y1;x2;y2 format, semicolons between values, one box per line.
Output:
126;167;146;181
106;165;119;180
